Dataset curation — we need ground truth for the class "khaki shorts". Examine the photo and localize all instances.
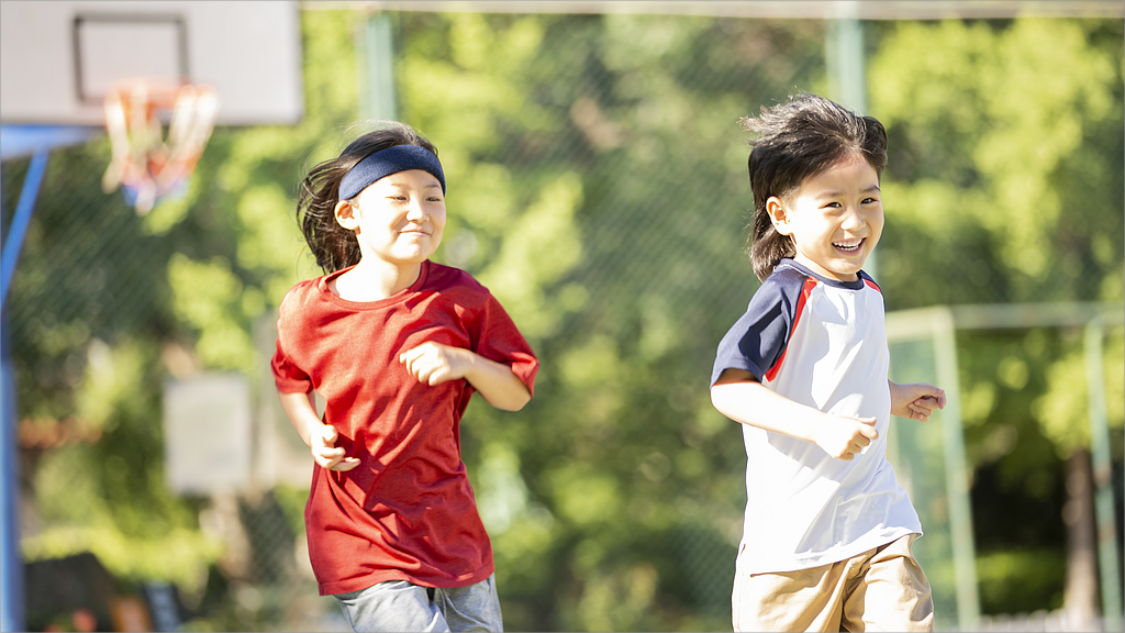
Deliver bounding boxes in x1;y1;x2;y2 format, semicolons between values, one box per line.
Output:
732;534;934;632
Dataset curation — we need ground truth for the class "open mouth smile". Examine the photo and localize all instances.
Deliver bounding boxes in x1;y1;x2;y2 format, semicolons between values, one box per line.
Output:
833;239;865;254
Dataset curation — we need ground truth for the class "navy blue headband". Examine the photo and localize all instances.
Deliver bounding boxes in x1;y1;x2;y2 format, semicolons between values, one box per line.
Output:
339;144;446;200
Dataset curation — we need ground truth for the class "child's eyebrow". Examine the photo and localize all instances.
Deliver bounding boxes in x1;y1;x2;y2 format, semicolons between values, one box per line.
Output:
815;184;881;199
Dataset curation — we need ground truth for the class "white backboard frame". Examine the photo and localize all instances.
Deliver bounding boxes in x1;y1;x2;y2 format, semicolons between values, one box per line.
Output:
0;1;304;126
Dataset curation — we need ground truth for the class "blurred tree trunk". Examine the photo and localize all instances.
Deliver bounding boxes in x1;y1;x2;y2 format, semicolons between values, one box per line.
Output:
1063;448;1099;631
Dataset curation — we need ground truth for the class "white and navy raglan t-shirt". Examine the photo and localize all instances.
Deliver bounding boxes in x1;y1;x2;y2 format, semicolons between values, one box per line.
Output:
711;258;921;574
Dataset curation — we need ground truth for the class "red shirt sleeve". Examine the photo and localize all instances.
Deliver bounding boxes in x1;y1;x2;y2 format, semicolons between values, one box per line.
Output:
473;291;539;397
271;338;313;394
271;282;316;394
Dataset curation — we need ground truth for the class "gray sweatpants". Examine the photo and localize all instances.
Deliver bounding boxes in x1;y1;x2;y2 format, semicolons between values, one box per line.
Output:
334;574;503;633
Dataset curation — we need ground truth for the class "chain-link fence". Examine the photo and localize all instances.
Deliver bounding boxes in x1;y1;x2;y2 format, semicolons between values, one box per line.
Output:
3;6;1122;633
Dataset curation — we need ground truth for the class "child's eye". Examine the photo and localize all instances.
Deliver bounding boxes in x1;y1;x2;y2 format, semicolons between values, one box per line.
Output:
863;197;878;204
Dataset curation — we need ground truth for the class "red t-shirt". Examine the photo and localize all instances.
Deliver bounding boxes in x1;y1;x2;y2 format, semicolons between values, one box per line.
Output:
271;261;538;595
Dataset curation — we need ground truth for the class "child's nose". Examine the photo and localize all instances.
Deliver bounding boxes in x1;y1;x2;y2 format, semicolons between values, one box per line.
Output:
406;198;427;220
840;206;866;230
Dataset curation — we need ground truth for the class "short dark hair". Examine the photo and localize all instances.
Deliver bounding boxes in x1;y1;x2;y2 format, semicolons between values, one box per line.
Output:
741;93;888;281
297;122;440;273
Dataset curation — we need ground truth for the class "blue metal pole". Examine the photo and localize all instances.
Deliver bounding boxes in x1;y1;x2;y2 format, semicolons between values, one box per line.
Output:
1;315;24;633
0;148;49;633
1;149;50;309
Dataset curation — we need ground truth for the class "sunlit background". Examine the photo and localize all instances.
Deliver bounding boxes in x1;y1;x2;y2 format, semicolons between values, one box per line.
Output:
1;1;1122;631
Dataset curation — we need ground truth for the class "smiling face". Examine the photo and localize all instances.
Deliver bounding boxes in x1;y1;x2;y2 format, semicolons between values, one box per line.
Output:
766;153;883;282
334;169;446;271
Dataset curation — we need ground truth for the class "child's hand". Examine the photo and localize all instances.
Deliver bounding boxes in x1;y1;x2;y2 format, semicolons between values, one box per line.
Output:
399;342;470;386
890;381;947;422
402;341;531;410
311;423;360;471
814;417;879;460
906;395;945;421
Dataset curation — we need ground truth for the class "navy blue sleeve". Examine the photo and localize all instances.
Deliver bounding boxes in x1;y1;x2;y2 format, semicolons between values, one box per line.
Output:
710;272;802;387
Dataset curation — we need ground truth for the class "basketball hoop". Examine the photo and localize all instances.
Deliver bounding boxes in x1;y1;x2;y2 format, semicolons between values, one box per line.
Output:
102;78;218;215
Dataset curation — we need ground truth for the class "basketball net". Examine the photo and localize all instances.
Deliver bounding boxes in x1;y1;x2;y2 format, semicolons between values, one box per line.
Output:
102;78;218;215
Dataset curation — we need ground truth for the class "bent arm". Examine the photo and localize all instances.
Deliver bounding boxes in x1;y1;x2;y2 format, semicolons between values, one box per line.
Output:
710;368;877;460
278;390;322;447
711;369;837;442
277;389;359;471
399;342;532;411
461;352;532;411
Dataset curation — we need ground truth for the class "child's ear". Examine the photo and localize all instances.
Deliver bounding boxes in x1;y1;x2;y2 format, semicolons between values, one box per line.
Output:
766;197;793;235
335;200;360;231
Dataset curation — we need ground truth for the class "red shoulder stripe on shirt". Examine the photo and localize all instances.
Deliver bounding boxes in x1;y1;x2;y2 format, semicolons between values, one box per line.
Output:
764;276;818;382
864;278;881;293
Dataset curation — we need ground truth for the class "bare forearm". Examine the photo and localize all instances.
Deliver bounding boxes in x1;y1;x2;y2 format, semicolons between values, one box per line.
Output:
710;368;878;460
463;354;531;411
711;378;830;443
278;390;322;447
277;389;359;471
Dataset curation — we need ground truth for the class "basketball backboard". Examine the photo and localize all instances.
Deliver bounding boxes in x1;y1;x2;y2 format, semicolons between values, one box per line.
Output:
0;0;304;127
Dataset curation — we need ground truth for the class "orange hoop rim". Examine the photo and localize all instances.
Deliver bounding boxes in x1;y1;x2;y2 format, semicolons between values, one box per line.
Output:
102;77;219;214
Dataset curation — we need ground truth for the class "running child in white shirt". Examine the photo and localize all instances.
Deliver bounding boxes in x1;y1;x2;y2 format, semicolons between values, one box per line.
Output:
710;93;946;632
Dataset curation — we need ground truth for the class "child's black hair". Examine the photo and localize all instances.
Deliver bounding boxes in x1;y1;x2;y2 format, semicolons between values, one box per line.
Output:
297;122;440;273
742;93;888;281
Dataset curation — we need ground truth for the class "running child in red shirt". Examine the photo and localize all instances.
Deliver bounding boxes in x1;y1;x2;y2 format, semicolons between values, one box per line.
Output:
271;122;538;632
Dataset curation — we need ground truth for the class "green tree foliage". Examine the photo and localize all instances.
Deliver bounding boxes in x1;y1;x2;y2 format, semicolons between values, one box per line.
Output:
8;7;1122;631
5;9;367;621
869;18;1124;615
870;19;1123;307
4;136;229;608
390;11;830;631
870;16;1124;473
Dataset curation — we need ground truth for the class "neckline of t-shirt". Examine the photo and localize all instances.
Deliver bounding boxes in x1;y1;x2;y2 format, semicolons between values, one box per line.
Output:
317;260;431;310
778;258;868;291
